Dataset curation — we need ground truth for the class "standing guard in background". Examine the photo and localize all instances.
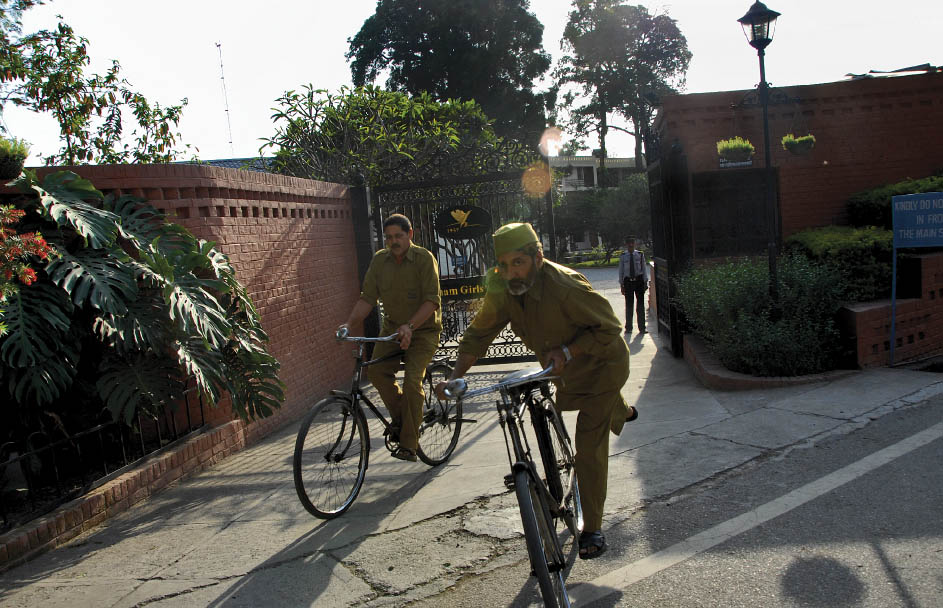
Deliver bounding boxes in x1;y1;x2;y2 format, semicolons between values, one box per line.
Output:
618;236;650;334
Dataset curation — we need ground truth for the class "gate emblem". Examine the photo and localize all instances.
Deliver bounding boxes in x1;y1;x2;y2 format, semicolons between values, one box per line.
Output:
435;205;492;239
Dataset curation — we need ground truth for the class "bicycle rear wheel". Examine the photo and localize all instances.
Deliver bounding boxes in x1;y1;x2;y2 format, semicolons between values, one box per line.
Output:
534;401;583;537
293;397;369;519
514;468;570;608
417;363;463;466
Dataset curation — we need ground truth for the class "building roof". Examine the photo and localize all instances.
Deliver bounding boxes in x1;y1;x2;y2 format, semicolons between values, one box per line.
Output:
176;157;274;172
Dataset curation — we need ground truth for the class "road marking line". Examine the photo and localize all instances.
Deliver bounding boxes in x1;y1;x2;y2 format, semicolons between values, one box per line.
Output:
571;422;943;605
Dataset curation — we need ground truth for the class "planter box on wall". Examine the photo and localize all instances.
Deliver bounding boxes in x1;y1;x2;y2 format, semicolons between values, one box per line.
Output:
719;159;754;168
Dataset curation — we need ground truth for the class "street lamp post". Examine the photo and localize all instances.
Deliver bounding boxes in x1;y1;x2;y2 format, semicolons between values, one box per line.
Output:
738;1;781;304
540;128;562;261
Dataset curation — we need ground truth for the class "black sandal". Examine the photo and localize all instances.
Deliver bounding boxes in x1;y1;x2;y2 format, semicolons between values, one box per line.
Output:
626;406;639;423
578;530;608;560
391;447;417;462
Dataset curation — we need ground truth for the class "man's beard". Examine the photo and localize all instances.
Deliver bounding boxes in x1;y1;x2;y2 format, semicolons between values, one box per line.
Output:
507;264;538;295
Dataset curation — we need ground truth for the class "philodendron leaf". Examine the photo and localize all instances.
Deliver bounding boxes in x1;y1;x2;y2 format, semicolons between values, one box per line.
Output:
0;282;73;368
32;171;118;249
97;354;186;424
7;343;79;406
46;249;138;314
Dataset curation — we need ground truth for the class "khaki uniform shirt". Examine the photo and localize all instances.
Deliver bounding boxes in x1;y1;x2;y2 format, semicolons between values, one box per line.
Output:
360;242;442;333
458;261;629;395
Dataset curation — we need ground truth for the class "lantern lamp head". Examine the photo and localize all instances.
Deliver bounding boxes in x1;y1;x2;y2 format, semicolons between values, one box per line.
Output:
738;1;780;51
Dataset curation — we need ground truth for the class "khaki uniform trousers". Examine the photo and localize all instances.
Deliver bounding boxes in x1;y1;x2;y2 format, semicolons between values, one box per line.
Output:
556;389;632;532
367;330;440;452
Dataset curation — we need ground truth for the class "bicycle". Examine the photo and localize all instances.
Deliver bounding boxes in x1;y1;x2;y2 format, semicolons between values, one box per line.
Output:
293;329;468;519
445;364;582;608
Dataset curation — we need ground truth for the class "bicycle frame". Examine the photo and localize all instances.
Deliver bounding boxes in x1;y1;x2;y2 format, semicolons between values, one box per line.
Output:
333;339;406;434
500;385;573;523
445;367;576;520
525;384;578;521
480;375;569;575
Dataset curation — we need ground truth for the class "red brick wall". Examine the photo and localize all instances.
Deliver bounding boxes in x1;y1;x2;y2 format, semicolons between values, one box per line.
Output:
28;163;361;438
656;72;943;237
839;252;943;367
1;163;365;570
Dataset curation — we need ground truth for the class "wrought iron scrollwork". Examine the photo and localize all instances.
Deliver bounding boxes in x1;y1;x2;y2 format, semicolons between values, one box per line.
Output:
375;169;541;362
734;87;800;109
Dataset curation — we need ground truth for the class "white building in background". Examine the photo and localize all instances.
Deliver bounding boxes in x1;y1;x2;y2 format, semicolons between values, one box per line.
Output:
549;155;644;192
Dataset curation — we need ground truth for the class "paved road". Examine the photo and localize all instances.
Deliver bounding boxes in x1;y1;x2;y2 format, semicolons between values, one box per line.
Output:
1;267;942;607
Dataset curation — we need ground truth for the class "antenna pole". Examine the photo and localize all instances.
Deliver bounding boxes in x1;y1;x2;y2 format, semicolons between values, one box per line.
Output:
216;42;235;157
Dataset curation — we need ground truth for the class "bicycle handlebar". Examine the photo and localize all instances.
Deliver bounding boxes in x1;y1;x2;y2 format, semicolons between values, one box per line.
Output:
335;326;400;343
444;364;555;400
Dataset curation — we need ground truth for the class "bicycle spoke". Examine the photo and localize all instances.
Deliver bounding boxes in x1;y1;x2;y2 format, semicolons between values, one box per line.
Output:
545;408;582;537
417;363;463;466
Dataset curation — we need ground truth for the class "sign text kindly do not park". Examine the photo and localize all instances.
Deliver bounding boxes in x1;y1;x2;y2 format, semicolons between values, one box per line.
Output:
889;191;943;364
892;192;943;248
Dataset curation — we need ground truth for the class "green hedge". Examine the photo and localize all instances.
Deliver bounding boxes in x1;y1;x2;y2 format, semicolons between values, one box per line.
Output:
675;254;845;377
785;225;892;302
847;173;943;229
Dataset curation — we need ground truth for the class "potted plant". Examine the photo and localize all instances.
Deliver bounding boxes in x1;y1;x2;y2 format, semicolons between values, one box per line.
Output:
781;133;816;155
0;136;29;180
716;136;755;164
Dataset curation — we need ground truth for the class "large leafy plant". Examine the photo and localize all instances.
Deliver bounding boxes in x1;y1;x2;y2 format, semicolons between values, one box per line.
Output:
0;170;283;435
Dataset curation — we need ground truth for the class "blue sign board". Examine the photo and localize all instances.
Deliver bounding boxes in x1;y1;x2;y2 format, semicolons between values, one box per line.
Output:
892;192;943;248
889;191;943;364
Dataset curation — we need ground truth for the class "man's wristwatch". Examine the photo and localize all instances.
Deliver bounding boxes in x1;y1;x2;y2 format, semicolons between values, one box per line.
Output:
407;322;415;330
561;344;573;362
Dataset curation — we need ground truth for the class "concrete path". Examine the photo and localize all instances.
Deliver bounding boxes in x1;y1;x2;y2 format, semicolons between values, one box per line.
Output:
1;267;941;607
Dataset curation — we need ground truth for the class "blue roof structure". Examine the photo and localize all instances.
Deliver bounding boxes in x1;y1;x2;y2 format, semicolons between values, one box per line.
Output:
177;157;274;173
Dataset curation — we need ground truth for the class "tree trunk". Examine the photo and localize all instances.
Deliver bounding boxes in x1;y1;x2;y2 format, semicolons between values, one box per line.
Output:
633;105;645;169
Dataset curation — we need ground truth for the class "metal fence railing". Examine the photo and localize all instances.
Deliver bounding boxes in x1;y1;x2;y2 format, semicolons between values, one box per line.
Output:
0;390;207;533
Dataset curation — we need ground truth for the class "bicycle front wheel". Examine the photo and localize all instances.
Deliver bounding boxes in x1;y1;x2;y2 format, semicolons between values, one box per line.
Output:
293;397;369;519
534;403;583;537
514;468;569;608
418;363;463;466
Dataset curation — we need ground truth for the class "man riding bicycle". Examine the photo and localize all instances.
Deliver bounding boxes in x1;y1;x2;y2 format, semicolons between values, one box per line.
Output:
435;222;637;559
340;214;442;462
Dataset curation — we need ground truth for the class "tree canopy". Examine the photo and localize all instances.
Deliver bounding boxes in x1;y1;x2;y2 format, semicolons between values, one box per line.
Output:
555;1;691;167
556;172;650;258
346;0;553;143
262;85;529;188
0;1;191;164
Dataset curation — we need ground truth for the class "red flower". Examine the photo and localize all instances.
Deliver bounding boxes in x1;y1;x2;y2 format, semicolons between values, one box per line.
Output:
18;267;36;286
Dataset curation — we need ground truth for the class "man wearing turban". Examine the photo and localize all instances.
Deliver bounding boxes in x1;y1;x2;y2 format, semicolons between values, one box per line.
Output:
436;222;636;559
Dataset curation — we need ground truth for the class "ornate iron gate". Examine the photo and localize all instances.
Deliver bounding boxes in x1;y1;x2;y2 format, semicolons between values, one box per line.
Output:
374;171;549;362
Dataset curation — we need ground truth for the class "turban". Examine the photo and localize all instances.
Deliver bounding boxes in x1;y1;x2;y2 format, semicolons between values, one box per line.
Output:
492;222;538;257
